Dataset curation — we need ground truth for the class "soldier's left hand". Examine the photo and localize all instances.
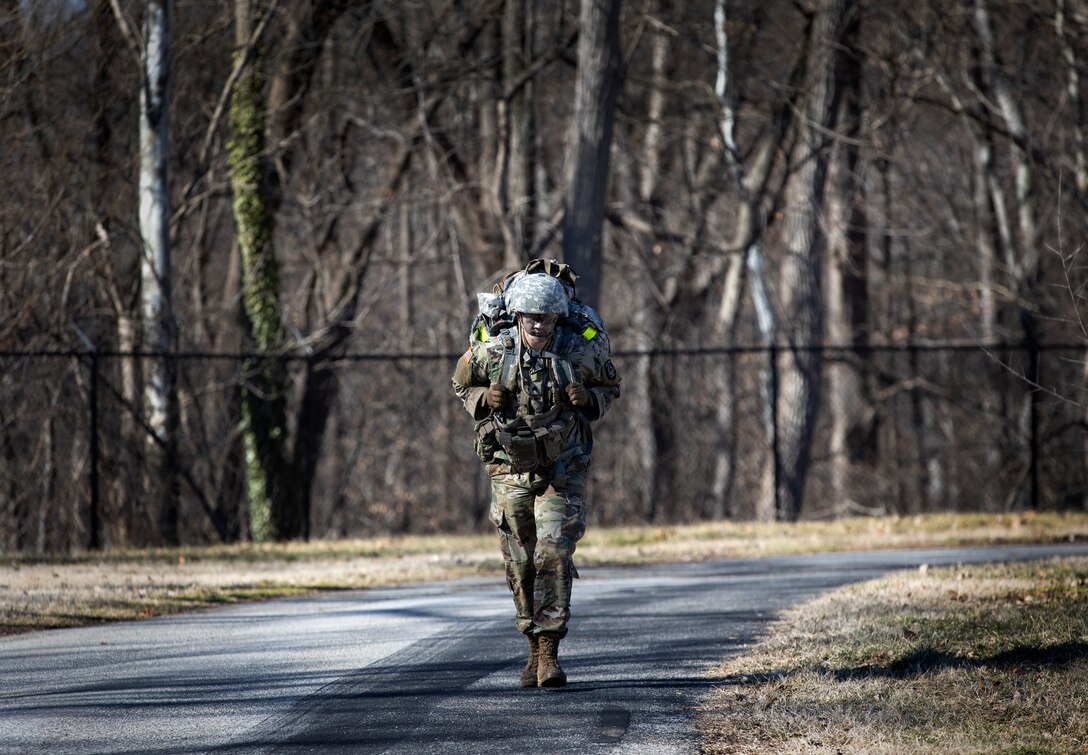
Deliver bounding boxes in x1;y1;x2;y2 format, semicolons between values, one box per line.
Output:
566;382;591;408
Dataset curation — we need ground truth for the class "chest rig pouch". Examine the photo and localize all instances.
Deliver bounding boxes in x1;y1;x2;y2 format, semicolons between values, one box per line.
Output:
494;406;575;473
475;328;580;473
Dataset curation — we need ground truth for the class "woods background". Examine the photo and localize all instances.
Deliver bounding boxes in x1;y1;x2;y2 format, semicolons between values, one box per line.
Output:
3;0;1088;553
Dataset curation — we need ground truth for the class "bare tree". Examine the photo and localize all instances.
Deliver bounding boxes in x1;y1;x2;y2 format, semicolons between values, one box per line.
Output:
824;4;875;514
5;0;1088;551
110;0;180;543
1056;0;1087;196
228;0;291;541
624;4;670;521
766;0;852;521
562;0;623;309
707;0;801;518
501;0;536;267
142;0;179;544
972;0;1042;508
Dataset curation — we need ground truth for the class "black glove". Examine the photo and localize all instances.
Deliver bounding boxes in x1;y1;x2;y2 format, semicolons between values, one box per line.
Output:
485;383;512;410
566;382;591;408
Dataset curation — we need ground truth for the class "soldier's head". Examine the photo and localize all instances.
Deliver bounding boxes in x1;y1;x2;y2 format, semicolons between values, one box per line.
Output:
505;274;568;347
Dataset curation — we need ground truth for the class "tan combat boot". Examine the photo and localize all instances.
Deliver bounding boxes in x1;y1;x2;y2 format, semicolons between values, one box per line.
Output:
519;634;540;688
536;633;567;688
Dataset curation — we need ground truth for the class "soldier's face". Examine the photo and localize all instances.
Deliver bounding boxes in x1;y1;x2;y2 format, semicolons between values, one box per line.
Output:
518;312;558;343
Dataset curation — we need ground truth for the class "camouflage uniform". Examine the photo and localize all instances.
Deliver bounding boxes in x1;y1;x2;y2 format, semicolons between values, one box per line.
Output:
452;313;620;639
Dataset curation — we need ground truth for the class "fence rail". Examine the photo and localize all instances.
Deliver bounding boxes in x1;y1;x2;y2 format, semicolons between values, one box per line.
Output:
1;341;1085;552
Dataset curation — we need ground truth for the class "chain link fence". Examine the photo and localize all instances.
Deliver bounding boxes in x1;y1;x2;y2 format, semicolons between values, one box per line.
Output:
2;343;1085;552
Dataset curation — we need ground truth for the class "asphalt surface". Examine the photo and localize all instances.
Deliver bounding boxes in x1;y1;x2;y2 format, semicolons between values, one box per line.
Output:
2;543;1086;754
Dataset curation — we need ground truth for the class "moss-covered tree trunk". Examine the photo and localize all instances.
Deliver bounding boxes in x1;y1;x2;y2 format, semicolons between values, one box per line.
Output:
227;0;294;541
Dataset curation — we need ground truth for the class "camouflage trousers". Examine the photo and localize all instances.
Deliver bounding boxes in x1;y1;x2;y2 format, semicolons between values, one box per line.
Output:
488;464;588;639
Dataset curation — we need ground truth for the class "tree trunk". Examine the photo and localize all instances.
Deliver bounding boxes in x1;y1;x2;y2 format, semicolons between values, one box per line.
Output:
138;0;179;545
229;0;293;541
901;225;942;513
748;246;778;522
478;14;504;267
502;0;535;267
769;0;850;521
395;203;413;528
93;0;143;546
266;0;361;537
973;0;1040;509
971;1;1037;286
37;410;54;552
622;10;668;521
629;278;660;520
968;124;1004;509
267;0;351;184
1083;355;1088;511
710;0;794;518
116;313;140;539
1057;0;1087;196
824;7;873;513
972;133;998;342
1;403;14;551
710;0;740;519
638;21;667;207
561;0;623;308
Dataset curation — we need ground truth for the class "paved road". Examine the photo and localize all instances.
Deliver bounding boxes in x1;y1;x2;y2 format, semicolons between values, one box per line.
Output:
2;543;1086;754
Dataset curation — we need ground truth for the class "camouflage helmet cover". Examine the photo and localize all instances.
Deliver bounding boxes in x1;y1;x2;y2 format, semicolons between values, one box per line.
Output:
504;273;569;317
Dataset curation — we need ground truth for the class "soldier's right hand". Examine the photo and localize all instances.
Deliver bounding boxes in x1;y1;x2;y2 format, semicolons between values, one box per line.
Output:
484;383;512;410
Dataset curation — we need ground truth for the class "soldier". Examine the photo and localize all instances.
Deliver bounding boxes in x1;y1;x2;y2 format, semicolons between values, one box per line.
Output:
452;272;621;688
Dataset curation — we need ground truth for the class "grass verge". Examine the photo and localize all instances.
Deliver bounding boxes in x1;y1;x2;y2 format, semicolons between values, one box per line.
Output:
697;556;1088;754
1;511;1086;637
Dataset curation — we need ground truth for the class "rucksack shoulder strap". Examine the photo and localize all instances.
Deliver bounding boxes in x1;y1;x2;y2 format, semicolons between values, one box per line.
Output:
498;327;519;390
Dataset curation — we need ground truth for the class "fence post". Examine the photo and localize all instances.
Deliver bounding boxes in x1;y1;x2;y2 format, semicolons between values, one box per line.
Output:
88;352;101;550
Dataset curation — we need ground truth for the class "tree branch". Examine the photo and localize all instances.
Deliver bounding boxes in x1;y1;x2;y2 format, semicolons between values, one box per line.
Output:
107;0;142;67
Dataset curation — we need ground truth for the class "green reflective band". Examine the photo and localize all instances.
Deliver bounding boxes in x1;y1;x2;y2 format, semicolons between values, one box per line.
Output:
582;326;598;341
475;324;488;342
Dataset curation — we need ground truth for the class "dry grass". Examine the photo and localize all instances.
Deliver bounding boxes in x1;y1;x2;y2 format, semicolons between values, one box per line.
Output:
578;510;1088;564
697;556;1088;754
0;534;501;635
2;511;1086;636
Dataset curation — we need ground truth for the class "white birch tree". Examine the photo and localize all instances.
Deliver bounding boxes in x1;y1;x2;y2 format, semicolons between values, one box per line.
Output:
710;0;794;518
113;0;179;543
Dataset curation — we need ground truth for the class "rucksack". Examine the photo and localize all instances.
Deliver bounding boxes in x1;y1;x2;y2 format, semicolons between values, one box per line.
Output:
469;258;610;353
469;259;608;477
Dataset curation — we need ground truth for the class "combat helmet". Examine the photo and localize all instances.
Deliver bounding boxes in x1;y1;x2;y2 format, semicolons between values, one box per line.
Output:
504;273;569;317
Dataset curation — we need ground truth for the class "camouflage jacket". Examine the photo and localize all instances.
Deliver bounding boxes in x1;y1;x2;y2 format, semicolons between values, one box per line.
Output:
451;324;621;470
